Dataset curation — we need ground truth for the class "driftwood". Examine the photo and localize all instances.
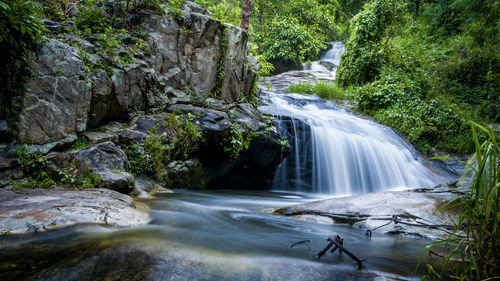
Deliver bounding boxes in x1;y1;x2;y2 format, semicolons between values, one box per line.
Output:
289;240;312;250
365;215;455;239
315;235;364;270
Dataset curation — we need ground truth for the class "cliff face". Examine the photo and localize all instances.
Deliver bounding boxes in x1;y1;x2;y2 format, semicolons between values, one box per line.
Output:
0;3;287;191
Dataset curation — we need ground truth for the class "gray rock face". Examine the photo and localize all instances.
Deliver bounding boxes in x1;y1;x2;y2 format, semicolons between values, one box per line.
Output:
16;10;258;151
0;188;149;235
220;25;251;101
142;12;223;98
88;63;152;128
16;39;91;152
274;187;460;239
47;142;134;193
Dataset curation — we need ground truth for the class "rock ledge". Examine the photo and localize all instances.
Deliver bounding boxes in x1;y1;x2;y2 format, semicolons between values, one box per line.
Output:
0;188;150;235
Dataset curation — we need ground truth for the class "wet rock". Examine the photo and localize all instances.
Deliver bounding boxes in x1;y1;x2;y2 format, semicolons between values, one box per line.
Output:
118;129;148;144
275;188;459;239
168;104;232;138
98;171;135;193
88;64;151;128
134;175;171;198
16;39;91;152
42;19;74;34
0;188;149;235
260;70;335;92
204;97;229;111
165;159;204;189
63;34;96;53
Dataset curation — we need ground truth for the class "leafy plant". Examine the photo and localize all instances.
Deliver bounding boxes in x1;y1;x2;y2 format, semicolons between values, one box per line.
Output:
223;124;254;159
418;122;500;279
0;0;45;132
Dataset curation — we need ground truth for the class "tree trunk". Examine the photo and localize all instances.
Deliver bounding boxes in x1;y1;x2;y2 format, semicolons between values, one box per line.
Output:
240;0;252;32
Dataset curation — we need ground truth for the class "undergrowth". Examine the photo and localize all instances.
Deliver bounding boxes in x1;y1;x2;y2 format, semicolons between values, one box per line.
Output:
418;122;499;279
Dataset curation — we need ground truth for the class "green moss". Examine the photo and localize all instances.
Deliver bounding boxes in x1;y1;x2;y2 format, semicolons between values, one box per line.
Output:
211;27;228;98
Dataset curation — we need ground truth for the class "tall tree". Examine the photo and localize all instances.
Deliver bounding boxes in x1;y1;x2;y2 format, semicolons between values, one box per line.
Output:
240;0;252;32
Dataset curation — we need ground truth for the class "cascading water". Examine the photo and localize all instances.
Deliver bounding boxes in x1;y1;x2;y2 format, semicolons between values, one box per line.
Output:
260;42;448;195
303;42;345;77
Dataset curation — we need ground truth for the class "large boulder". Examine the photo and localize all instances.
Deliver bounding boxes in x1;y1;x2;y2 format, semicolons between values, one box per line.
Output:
220;25;251;101
16;39;91;153
142;12;223;98
0;188;149;235
47;142;134;193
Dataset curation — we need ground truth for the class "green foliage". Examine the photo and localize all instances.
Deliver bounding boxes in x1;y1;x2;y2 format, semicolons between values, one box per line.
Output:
0;0;45;130
419;123;500;279
223;124;254;159
163;112;202;159
75;0;110;33
11;143;101;190
124;112;202;182
143;134;170;181
192;0;241;25
195;0;342;66
67;137;90;151
336;0;405;86
337;0;498;154
287;81;349;102
258;17;326;63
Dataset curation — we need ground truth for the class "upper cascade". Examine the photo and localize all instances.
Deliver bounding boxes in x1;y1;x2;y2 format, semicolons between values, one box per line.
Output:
302;42;345;77
259;41;450;195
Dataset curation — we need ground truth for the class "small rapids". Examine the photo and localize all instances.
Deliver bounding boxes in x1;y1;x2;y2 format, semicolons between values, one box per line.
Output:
303;42;345;77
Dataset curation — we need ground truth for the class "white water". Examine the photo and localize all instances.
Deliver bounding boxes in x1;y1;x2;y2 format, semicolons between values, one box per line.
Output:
260;92;446;195
302;42;345;77
260;42;447;195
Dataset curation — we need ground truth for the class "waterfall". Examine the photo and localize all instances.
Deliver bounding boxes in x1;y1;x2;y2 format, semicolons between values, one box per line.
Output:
260;92;446;195
303;42;345;77
259;42;447;195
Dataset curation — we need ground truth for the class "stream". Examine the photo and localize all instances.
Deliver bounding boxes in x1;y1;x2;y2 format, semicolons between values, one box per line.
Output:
0;190;434;280
0;42;447;280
